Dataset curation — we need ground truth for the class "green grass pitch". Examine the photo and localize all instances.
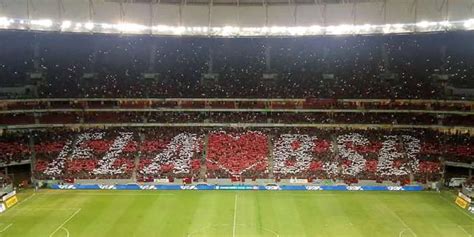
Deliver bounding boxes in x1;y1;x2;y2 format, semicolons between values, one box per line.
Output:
0;190;472;237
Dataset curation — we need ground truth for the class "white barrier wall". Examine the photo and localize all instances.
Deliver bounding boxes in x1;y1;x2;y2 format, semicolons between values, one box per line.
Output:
0;0;473;35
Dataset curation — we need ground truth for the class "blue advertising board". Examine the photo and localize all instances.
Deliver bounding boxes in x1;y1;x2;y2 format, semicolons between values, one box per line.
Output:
51;184;424;191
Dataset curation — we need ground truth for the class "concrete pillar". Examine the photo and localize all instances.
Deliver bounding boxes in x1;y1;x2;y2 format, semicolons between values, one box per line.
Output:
265;44;271;72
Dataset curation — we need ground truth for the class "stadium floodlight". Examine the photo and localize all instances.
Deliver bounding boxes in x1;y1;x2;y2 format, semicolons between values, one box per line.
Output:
416;21;432;28
0;17;11;28
61;20;72;30
439;21;452;28
464;19;474;29
153;25;170;33
220;26;239;36
416;21;438;29
288;27;307;36
172;26;186;35
30;19;53;28
270;26;285;34
84;22;95;30
115;23;148;33
326;24;353;35
357;24;373;32
308;25;322;34
0;16;473;36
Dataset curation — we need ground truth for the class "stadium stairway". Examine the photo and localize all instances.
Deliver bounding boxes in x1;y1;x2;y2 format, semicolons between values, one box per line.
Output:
331;134;339;156
199;134;209;179
131;132;145;181
267;134;274;179
28;135;35;174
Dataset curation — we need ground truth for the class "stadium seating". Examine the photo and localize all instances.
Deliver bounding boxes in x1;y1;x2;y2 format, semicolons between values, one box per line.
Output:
138;130;202;180
2;32;473;100
0;134;30;165
19;128;470;182
206;131;269;178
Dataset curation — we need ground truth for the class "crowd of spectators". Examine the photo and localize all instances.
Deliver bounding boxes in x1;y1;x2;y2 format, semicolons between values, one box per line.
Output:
0;31;473;100
0;31;473;185
0;173;12;189
0;127;468;183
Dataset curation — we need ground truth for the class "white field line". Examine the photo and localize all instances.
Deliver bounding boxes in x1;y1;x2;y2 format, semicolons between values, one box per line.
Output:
235;224;280;237
60;227;70;237
398;228;408;237
26;207;81;211
3;193;36;212
20;193;36;203
187;224;279;237
49;208;81;237
457;225;473;237
232;194;238;237
390;210;418;237
0;223;12;233
438;194;474;221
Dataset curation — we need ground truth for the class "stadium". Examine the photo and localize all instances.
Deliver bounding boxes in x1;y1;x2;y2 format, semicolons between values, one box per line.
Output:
0;0;473;236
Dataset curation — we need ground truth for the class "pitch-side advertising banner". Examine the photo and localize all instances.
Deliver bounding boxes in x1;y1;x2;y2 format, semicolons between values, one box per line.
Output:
5;196;18;208
455;197;469;209
52;184;424;191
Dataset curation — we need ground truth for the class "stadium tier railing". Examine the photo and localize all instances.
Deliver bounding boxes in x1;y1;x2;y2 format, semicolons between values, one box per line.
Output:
0;98;472;112
2;123;474;134
0;108;473;115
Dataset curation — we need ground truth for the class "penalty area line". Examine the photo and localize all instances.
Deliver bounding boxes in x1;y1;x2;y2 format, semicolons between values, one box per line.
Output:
49;208;81;237
0;223;12;233
457;225;473;237
438;194;474;221
5;193;36;212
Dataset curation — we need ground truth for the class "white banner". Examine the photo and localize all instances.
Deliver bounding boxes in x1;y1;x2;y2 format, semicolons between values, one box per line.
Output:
154;179;169;183
458;192;472;203
2;190;16;202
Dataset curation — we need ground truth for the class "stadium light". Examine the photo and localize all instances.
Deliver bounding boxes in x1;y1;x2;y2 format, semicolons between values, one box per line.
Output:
416;21;433;28
61;20;72;30
439;21;451;28
84;22;95;30
115;23;147;33
30;19;53;28
464;19;474;29
0;17;473;36
0;17;11;28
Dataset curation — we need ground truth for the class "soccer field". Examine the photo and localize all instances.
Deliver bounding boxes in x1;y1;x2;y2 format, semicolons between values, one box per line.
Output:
0;190;472;237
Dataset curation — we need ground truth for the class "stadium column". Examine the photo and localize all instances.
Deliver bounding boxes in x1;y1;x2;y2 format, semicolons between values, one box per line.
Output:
132;131;146;181
199;133;209;180
29;134;36;183
267;134;274;179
